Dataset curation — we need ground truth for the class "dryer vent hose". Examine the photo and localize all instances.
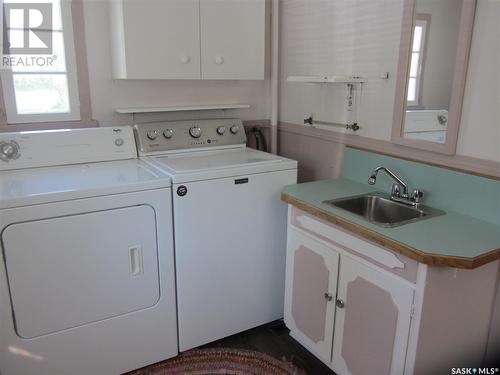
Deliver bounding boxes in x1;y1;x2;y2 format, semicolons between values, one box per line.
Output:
247;127;268;152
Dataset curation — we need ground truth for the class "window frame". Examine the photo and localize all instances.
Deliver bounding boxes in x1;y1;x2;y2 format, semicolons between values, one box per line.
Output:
407;13;431;109
0;0;97;131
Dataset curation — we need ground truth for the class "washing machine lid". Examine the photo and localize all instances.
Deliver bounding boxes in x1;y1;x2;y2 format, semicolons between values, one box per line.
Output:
149;148;297;183
0;159;171;209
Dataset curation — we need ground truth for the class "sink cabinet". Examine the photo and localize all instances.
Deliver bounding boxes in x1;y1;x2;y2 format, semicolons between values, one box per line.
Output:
284;206;500;375
285;225;414;375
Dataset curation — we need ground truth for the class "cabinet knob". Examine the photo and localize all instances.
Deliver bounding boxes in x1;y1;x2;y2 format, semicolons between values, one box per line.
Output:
324;292;333;301
179;55;191;64
336;298;345;309
215;56;224;65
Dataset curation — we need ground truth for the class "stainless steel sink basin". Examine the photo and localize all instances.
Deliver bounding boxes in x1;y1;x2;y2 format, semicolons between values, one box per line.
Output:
324;192;445;227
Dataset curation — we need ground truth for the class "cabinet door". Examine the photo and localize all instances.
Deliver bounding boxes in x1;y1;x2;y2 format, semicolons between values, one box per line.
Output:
200;0;265;80
113;0;201;79
331;256;414;375
284;229;339;362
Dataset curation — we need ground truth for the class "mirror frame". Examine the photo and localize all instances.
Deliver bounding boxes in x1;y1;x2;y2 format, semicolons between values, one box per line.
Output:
391;0;476;155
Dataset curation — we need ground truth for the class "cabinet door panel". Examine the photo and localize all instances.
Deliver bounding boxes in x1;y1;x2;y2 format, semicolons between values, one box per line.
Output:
284;229;339;362
332;257;414;375
118;0;201;79
200;0;265;80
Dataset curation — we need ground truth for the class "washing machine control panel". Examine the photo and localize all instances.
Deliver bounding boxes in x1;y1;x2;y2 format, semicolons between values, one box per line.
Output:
134;118;247;154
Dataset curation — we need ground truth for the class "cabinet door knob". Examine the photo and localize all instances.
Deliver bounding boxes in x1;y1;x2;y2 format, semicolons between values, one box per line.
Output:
215;56;224;65
179;55;191;64
324;293;333;301
336;298;345;309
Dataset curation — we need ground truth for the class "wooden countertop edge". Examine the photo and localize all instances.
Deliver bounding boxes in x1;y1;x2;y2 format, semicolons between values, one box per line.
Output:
281;192;500;270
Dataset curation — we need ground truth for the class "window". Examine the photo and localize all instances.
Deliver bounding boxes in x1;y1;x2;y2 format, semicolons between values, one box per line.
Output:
1;0;81;124
407;15;429;107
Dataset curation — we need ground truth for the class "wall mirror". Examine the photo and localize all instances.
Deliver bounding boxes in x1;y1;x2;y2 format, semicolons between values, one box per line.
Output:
392;0;476;155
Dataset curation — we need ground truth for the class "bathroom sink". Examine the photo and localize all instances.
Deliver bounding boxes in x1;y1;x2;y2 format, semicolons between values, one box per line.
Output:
323;192;445;227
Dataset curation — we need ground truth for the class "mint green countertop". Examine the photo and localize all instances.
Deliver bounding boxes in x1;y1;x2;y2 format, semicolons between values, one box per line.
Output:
344;148;500;226
283;178;500;268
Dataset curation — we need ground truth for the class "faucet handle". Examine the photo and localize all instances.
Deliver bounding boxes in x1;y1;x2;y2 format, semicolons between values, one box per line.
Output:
391;183;402;197
411;189;424;204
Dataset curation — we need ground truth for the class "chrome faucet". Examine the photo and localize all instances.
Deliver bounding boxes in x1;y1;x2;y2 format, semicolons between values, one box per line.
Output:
368;166;424;206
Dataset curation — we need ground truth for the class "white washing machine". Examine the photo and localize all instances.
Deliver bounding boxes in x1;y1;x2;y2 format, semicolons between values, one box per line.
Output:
134;118;297;351
0;127;178;375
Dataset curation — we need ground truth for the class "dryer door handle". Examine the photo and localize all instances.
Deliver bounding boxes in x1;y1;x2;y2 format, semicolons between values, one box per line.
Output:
129;246;143;275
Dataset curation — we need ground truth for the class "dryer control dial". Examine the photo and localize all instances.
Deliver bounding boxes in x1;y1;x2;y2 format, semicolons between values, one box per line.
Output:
189;126;202;138
230;125;240;134
147;130;159;140
0;141;20;161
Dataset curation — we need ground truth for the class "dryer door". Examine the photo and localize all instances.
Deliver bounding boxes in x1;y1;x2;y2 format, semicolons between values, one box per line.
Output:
2;205;159;339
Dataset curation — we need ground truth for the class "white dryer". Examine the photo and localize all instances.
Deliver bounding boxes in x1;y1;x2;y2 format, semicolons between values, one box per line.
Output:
134;119;297;351
0;127;178;375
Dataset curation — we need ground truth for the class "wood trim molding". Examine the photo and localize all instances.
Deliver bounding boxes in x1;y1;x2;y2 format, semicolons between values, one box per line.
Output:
278;122;500;181
414;13;431;108
391;0;415;139
391;0;477;155
0;0;98;132
71;0;96;125
282;192;500;269
0;74;9;127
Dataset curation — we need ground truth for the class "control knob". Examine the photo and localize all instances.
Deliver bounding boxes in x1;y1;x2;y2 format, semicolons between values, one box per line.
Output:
163;129;174;139
0;141;20;161
216;126;226;135
147;130;159;140
189;126;202;138
230;125;240;134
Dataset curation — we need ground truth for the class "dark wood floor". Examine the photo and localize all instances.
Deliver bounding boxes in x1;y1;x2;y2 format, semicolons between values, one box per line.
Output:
201;320;336;375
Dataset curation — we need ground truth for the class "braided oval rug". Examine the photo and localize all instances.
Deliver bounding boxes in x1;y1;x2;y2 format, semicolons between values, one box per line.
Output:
128;348;308;375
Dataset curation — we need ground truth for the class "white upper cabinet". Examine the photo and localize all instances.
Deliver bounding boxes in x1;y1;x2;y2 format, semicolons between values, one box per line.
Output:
200;0;265;80
109;0;265;80
109;0;201;79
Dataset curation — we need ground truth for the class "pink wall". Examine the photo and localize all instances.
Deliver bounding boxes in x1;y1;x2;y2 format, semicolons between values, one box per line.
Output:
278;128;344;182
486;267;500;364
414;261;499;374
278;0;500;164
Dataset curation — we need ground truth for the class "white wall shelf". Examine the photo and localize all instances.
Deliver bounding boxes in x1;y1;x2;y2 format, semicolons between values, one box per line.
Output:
115;104;251;114
287;73;389;84
287;75;366;84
